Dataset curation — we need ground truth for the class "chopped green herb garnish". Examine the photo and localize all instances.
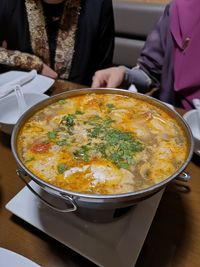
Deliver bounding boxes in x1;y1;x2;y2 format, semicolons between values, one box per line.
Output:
75;110;84;115
87;115;102;125
58;99;67;104
107;103;114;109
56;139;68;146
74;145;90;162
58;112;144;169
57;163;67;174
117;162;129;169
105;129;131;145
85;116;143;169
96;143;107;157
60;114;76;134
25;157;35;163
48;131;58;139
88;126;102;138
87;116;115;136
61;114;75;126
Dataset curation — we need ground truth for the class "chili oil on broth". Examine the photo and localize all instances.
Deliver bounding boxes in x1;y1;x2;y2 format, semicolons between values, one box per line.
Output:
17;93;188;195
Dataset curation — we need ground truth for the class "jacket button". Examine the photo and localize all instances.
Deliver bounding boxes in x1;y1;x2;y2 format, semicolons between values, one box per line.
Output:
182;37;190;51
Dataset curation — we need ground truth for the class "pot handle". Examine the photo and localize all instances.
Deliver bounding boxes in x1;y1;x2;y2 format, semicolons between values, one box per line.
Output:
16;169;77;213
175;171;191;182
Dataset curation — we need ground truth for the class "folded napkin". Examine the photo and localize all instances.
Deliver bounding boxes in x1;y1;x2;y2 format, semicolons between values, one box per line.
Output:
0;70;37;99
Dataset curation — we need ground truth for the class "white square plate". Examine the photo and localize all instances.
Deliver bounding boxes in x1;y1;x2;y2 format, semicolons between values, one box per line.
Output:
6;182;164;267
0;247;41;267
0;71;55;95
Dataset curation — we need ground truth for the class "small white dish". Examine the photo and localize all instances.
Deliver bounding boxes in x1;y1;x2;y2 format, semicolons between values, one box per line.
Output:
0;92;49;135
0;71;54;96
0;247;41;267
183;109;200;156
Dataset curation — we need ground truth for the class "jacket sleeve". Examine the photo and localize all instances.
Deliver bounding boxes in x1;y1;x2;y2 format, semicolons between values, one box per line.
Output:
0;0;43;72
92;0;114;71
0;47;43;72
124;4;170;92
0;0;7;45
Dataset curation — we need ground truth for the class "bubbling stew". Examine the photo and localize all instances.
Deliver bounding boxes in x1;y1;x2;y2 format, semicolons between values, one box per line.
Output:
17;93;188;194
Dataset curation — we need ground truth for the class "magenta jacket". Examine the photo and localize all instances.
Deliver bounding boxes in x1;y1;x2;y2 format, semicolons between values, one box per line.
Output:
125;4;187;108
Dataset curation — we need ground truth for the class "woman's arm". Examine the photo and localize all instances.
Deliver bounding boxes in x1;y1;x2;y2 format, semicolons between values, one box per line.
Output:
0;1;43;72
0;47;43;72
0;0;57;78
92;4;171;91
0;47;58;78
133;4;171;90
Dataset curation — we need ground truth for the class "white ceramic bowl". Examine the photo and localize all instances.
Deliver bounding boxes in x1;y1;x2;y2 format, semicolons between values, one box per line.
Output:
183;109;200;156
0;92;49;135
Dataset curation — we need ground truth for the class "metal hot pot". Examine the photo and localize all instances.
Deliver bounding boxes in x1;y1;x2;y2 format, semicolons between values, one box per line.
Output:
11;88;194;214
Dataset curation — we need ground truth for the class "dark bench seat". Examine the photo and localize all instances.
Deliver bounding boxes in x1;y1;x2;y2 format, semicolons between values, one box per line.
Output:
113;1;165;67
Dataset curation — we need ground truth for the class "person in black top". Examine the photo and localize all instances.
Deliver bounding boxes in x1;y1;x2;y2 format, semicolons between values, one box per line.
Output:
0;0;114;86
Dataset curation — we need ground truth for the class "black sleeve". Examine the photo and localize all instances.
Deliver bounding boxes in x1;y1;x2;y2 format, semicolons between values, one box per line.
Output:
92;0;114;71
68;0;115;86
0;0;8;44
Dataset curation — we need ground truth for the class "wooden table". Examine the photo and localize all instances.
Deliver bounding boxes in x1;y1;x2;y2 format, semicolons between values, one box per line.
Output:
0;80;200;267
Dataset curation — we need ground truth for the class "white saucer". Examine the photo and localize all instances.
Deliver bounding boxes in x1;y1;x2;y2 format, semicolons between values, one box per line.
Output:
0;247;41;267
6;182;163;267
0;71;54;95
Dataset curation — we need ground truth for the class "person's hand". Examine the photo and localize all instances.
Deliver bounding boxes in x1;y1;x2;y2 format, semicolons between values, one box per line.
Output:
91;66;126;88
41;63;58;79
1;40;7;48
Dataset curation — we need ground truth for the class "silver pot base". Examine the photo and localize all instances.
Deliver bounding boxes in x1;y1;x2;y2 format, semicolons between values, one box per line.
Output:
74;206;134;223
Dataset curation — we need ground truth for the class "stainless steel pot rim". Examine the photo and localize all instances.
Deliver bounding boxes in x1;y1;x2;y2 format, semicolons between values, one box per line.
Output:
11;88;194;199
